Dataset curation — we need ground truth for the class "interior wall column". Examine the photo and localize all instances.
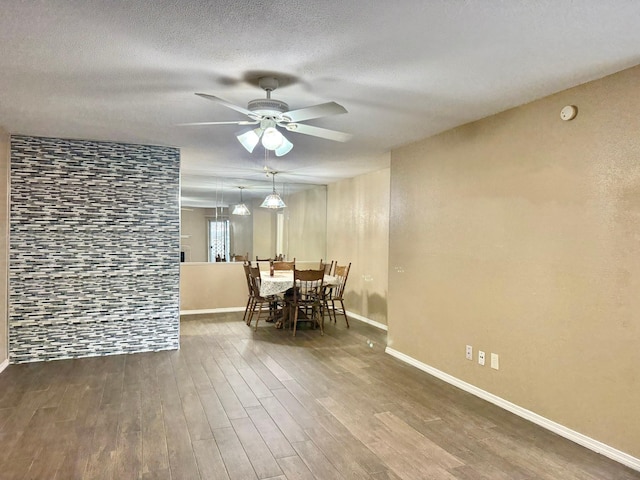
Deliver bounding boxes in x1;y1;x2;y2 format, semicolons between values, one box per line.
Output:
0;127;9;372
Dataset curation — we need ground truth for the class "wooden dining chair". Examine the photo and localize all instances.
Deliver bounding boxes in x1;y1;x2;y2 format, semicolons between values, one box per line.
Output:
272;258;295;271
246;267;280;331
320;259;334;275
325;262;351;327
242;261;254;324
289;268;325;337
232;252;249;262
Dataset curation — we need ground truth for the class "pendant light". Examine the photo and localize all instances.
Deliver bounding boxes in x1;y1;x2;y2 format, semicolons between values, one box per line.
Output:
261;172;286;209
232;186;251;216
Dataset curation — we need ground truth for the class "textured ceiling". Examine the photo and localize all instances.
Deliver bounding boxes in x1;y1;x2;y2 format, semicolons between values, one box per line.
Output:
1;1;640;206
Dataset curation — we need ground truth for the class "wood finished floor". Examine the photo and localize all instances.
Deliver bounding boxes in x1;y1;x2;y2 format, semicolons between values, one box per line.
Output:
0;313;639;480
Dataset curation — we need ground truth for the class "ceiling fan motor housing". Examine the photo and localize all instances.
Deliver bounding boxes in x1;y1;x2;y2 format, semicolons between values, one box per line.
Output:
248;98;289;117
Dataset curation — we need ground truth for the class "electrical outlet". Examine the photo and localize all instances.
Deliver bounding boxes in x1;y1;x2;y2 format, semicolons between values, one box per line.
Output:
478;351;485;366
465;345;473;360
491;353;499;370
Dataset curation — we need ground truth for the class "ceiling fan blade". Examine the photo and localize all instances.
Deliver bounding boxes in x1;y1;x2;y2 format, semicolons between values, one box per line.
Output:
280;102;347;122
178;120;259;126
195;93;258;118
283;123;352;142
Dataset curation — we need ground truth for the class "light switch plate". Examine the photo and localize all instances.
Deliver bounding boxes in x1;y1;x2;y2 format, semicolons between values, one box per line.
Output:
491;353;499;370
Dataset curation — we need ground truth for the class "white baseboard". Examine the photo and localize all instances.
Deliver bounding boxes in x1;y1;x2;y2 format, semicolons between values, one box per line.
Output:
385;347;640;473
0;358;8;374
179;307;389;332
346;311;388;331
180;307;245;316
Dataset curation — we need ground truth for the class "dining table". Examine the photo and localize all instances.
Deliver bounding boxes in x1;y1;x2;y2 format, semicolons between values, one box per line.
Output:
259;270;337;329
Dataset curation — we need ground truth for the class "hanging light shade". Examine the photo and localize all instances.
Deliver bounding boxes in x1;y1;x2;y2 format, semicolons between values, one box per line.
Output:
261;193;286;209
261;127;284;149
274;136;293;156
261;172;286;209
236;128;262;153
236;120;293;156
232;187;251;216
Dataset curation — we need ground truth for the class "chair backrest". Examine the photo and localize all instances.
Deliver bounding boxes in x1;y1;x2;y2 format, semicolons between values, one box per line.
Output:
272;259;295;271
333;263;351;298
242;262;252;294
293;268;325;301
320;259;334;275
256;256;272;262
232;252;249;262
248;266;263;298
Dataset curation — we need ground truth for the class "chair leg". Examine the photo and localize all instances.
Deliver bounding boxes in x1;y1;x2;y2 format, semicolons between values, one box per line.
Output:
329;298;338;324
287;303;294;330
339;299;349;328
324;295;333;324
316;304;324;336
292;305;299;336
244;296;253;325
246;300;256;327
254;300;265;332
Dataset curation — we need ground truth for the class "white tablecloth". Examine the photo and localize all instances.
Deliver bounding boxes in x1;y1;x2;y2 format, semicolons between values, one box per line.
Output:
259;271;337;297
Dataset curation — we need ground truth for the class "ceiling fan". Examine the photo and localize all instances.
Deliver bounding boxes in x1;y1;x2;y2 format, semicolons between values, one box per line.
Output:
186;76;352;156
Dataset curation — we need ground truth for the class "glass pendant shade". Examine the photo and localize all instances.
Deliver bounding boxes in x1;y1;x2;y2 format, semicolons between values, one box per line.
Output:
236;128;262;153
232;203;251;215
260;193;286;209
232;187;251;215
274;136;293;156
261;173;286;209
236;125;293;156
261;127;284;150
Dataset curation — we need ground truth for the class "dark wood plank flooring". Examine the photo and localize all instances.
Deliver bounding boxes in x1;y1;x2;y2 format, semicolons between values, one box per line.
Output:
0;313;638;479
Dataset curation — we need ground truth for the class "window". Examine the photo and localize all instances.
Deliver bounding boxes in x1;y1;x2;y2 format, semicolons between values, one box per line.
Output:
208;219;230;262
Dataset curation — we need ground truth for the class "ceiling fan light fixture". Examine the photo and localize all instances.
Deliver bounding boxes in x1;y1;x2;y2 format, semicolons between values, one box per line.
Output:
192;77;351;155
236;128;262;153
274;136;293;157
261;127;284;150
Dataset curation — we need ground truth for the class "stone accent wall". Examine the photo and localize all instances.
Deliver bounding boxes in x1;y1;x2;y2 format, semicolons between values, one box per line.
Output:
9;135;180;363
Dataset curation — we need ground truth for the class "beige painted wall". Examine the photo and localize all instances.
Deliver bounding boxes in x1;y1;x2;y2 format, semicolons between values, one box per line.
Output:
327;167;390;326
389;65;640;458
0;128;8;367
284;185;327;262
180;262;247;311
252;200;276;260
